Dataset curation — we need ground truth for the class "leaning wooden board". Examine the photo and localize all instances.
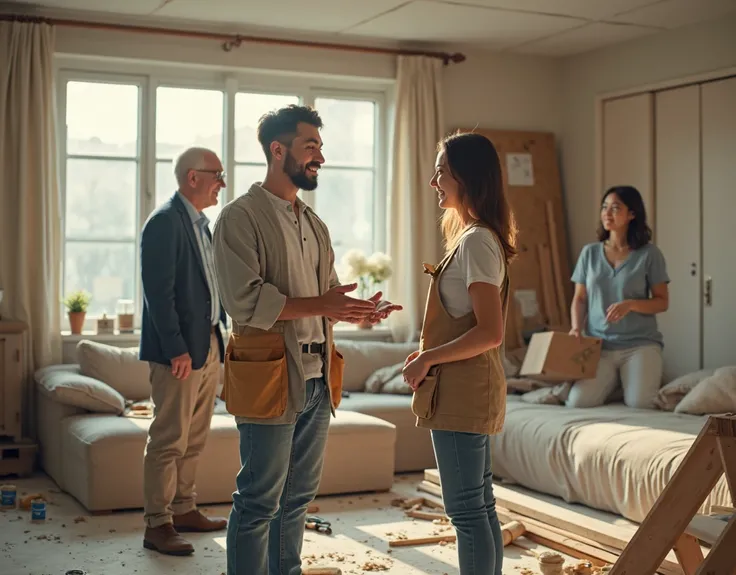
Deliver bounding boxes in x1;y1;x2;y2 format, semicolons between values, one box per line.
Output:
455;128;573;349
422;469;689;575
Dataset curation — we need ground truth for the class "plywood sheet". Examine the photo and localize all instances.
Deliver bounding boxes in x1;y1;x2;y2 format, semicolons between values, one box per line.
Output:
455;128;573;349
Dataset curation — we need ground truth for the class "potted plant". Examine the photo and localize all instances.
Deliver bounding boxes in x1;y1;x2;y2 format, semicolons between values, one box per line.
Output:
339;249;393;329
63;290;91;334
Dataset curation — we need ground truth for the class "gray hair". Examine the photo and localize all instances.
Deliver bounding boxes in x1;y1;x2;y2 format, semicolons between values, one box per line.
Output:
173;147;216;186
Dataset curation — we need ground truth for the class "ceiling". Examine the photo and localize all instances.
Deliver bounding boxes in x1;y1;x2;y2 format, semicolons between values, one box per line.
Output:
5;0;736;56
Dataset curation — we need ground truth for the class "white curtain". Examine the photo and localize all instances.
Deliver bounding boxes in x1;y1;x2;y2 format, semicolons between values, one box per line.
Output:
387;55;445;343
0;20;62;436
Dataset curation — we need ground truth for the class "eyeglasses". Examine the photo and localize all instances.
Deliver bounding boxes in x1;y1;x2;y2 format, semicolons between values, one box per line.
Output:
194;169;226;183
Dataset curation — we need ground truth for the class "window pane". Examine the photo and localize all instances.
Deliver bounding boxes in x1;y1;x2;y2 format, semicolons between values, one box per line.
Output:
315;98;375;168
65;158;137;240
156;87;224;160
234;164;267;198
235;93;300;163
63;241;136;320
66;81;139;157
313;168;374;265
156;160;222;231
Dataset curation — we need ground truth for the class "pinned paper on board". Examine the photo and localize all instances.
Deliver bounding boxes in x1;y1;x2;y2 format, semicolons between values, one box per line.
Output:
506;153;534;186
514;289;540;318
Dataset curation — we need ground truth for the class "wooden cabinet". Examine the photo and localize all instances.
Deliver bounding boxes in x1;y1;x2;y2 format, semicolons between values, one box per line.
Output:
602;76;736;381
0;321;25;441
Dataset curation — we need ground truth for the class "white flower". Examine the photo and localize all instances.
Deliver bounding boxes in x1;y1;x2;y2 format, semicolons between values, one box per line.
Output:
366;252;393;282
340;249;369;280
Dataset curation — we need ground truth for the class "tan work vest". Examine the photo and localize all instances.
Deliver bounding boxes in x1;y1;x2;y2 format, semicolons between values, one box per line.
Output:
411;225;510;435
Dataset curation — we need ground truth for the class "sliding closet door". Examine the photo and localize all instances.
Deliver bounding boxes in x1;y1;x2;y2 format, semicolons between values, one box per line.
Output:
654;85;701;380
602;93;655;226
702;76;736;370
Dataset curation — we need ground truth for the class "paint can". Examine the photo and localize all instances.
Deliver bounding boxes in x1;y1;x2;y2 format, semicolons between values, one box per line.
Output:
0;484;16;508
30;498;46;523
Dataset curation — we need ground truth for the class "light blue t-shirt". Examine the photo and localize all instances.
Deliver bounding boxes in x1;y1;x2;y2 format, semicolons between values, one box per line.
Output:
571;242;670;350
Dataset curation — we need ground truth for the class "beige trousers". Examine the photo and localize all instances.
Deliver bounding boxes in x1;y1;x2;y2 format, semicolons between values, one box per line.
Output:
143;332;220;528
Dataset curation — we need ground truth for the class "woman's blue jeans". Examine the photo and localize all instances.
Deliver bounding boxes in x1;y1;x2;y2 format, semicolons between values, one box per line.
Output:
431;430;504;575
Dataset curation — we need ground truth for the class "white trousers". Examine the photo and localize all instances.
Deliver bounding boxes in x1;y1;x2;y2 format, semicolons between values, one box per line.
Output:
565;344;663;409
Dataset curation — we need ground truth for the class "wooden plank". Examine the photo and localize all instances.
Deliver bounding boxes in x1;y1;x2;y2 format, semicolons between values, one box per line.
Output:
424;468;440;485
417;480;442;498
693;515;736;575
537;243;561;326
492;484;684;574
545;200;569;328
673;534;704;575
610;418;725;575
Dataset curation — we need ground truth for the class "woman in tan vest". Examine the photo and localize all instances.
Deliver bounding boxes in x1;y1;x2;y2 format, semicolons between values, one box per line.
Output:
403;131;517;575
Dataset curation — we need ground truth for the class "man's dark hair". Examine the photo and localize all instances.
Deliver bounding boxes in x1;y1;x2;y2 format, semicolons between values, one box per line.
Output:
257;105;323;164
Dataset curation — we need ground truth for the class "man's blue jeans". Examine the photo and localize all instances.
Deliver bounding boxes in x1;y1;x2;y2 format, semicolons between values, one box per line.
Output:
431;430;504;575
226;377;331;575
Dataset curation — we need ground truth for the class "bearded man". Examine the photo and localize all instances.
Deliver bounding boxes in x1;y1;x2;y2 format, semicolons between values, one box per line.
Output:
212;104;401;575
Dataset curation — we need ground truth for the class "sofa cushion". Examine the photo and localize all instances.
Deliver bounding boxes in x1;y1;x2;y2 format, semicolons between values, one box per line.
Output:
654;368;715;411
58;408;396;511
675;366;736;415
35;366;125;414
338;393;436;473
76;340;151;400
365;362;412;394
490;397;732;523
334;339;417;392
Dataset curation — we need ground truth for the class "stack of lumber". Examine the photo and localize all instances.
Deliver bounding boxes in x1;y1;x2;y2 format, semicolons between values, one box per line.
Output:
418;469;722;575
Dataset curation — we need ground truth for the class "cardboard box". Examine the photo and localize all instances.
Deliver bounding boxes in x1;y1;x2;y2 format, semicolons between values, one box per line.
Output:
519;331;602;382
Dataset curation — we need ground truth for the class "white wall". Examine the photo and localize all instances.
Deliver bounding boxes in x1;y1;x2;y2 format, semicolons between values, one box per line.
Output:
560;13;736;261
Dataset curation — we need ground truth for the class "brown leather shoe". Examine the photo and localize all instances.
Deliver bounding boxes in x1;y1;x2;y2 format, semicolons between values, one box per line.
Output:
143;523;194;556
173;509;227;532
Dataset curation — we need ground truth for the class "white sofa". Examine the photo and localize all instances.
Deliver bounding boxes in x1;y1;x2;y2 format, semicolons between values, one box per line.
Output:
35;338;432;512
490;395;734;524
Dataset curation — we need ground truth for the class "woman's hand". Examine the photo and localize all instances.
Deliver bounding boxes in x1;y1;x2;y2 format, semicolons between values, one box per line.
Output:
606;300;633;323
568;327;582;341
403;352;431;391
404;350;420;366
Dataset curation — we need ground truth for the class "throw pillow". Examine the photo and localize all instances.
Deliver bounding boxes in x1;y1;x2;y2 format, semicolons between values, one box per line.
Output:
365;362;412;395
77;340;151;400
675;366;736;415
36;369;125;414
520;382;571;406
654;368;715;411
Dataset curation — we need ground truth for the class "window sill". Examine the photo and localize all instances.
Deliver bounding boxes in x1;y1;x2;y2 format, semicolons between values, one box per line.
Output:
61;325;394;343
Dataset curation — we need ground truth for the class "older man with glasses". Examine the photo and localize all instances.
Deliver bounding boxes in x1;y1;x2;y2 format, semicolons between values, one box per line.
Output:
139;146;229;556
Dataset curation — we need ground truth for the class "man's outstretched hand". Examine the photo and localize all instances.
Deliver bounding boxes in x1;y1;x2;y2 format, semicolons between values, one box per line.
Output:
321;283;377;323
364;291;403;324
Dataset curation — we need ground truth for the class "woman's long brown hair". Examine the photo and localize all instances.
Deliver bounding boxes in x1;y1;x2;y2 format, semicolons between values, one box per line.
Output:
439;131;518;265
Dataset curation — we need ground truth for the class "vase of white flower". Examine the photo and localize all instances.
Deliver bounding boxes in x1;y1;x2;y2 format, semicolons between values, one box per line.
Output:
339;249;393;329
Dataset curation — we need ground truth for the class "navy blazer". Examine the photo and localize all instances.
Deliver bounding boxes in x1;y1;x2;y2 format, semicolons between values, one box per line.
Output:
139;193;226;370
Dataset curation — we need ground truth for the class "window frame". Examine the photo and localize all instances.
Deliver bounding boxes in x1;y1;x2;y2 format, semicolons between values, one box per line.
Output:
55;56;392;335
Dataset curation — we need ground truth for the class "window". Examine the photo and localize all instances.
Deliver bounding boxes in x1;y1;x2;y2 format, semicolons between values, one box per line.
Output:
62;80;141;330
59;66;387;334
234;92;301;197
155;87;225;229
312;97;377;266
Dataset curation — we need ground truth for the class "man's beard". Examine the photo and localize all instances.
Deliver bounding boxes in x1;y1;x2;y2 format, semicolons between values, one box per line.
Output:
284;150;319;191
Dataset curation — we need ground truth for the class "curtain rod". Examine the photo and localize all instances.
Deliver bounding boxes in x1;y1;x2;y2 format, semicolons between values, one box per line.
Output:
1;13;466;65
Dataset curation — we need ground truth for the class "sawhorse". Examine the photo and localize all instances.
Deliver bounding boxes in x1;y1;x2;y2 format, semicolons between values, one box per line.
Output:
610;414;736;575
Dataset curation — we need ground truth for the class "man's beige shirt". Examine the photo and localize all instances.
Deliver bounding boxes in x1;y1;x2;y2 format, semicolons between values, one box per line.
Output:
263;189;325;380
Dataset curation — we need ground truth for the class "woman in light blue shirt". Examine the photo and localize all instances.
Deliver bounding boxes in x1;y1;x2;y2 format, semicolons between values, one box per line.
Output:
568;185;669;409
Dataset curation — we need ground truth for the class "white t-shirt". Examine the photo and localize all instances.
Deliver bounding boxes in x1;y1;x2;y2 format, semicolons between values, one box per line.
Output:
438;227;505;318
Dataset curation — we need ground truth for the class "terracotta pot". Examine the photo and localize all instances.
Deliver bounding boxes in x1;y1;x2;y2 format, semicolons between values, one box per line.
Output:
68;311;86;334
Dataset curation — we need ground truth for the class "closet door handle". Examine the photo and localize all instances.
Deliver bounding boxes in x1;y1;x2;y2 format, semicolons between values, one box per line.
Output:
704;276;713;307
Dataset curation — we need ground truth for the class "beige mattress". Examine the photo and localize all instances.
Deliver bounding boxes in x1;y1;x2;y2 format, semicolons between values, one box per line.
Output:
491;397;732;523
